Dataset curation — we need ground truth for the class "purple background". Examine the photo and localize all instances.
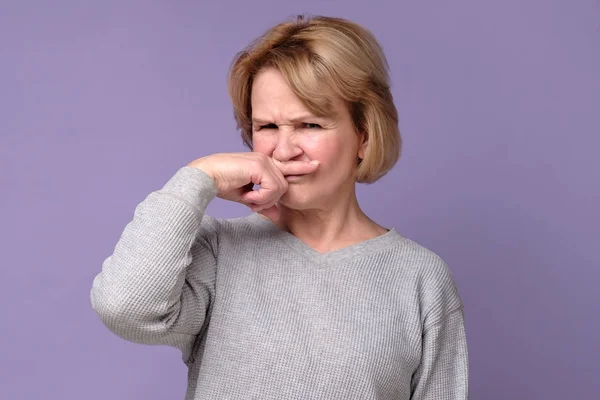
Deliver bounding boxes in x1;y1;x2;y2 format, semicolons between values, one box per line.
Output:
1;1;598;399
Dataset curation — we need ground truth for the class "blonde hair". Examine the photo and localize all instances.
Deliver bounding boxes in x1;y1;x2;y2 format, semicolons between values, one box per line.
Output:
228;14;401;183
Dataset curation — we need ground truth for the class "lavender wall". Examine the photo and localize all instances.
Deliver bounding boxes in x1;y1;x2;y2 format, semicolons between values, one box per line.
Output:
1;1;598;399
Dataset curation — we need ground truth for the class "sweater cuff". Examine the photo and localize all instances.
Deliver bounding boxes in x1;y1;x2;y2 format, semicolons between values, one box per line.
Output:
158;166;218;214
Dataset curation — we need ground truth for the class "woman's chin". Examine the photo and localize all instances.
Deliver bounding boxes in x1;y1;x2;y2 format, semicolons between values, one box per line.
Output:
279;190;314;211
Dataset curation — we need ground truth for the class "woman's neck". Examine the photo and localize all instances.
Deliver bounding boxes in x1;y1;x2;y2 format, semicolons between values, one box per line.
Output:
276;195;387;253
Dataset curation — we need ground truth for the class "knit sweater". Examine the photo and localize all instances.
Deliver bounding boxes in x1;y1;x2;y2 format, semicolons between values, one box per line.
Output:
90;166;469;399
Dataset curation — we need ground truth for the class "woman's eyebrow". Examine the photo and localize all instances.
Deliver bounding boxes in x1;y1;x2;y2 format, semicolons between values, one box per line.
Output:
252;114;321;125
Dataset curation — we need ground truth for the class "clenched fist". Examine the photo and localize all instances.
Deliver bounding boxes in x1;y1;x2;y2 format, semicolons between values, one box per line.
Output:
188;153;320;221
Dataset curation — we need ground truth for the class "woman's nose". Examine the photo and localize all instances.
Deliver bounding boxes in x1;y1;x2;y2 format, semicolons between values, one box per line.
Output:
272;129;303;161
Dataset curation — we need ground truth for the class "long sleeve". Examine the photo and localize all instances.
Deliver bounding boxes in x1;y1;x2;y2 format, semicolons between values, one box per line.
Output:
90;166;219;363
410;307;469;399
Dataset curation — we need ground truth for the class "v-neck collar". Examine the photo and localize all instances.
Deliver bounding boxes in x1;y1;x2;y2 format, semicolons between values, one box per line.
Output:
248;213;406;267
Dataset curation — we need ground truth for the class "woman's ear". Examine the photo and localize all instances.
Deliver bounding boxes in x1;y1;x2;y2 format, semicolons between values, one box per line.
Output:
358;132;368;160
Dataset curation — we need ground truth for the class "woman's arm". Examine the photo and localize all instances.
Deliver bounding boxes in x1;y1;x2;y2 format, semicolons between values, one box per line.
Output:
410;307;469;399
90;166;218;364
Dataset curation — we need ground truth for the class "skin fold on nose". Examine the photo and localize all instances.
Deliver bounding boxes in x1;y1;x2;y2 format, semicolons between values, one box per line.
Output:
273;129;302;161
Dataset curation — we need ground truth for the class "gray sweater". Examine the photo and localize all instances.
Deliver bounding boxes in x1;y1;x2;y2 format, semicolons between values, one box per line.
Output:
90;166;469;399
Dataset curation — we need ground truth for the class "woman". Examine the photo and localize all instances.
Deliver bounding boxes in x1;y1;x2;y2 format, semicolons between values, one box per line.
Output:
91;14;468;399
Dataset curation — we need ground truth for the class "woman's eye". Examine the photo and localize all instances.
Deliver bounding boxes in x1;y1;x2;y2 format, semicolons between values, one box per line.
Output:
259;124;277;130
303;123;321;129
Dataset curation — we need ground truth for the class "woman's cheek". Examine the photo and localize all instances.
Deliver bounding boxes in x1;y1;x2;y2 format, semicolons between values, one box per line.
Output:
252;137;275;155
301;135;335;158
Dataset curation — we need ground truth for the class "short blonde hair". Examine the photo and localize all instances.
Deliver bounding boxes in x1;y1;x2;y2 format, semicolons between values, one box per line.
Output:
228;14;401;183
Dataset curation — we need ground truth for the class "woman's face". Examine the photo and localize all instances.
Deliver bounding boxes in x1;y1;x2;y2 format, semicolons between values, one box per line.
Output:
250;67;366;211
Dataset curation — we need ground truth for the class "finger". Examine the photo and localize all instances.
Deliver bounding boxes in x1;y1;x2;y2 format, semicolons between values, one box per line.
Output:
250;203;263;212
240;186;280;206
237;196;267;210
241;200;274;216
258;198;280;212
273;160;320;176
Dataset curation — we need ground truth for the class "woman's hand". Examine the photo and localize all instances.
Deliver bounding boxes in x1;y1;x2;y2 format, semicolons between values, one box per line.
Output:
188;153;320;221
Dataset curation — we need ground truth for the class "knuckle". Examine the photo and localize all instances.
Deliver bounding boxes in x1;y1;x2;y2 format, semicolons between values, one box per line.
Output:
254;152;269;164
250;158;263;170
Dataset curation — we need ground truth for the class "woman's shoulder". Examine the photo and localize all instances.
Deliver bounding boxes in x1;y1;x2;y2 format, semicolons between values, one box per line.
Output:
191;212;275;260
201;212;272;235
197;212;277;246
385;233;463;326
384;232;452;275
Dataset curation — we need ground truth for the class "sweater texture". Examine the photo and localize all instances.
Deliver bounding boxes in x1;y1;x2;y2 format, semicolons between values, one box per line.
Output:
90;166;469;399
